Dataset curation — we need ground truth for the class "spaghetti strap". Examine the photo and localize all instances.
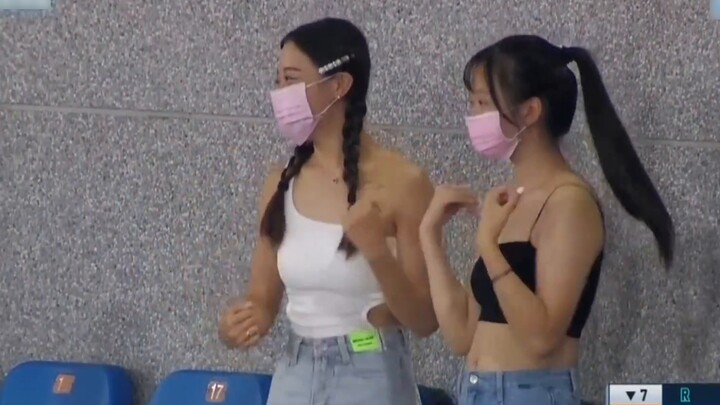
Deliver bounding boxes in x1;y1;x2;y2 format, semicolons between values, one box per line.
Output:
528;183;599;234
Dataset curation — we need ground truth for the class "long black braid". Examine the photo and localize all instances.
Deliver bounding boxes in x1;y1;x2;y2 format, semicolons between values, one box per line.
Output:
337;98;368;256
259;143;314;246
262;17;372;253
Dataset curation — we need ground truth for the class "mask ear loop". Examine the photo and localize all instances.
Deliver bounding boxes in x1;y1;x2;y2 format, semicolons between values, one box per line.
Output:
303;74;342;118
306;74;334;89
498;109;527;142
504;103;530;141
510;126;528;141
315;95;341;118
305;94;342;137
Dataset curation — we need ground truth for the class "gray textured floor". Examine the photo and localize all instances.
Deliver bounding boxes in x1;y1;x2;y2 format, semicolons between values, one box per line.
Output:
1;1;719;404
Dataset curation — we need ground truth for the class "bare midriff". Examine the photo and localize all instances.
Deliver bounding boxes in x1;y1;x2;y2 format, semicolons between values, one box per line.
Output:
466;322;580;371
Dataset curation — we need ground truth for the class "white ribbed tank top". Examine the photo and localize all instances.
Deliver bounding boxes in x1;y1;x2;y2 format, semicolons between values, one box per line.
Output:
276;178;385;338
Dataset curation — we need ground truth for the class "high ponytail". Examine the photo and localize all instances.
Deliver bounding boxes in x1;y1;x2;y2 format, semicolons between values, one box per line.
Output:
463;35;674;267
566;46;674;266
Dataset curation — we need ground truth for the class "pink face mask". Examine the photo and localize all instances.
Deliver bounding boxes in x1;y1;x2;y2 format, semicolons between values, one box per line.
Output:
465;111;526;160
269;78;338;145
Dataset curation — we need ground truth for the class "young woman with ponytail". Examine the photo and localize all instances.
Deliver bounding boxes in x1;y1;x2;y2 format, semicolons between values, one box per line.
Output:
218;18;436;405
419;35;675;405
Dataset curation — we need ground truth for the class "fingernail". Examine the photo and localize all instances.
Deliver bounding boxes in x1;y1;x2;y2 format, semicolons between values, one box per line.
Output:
244;301;253;308
516;187;525;194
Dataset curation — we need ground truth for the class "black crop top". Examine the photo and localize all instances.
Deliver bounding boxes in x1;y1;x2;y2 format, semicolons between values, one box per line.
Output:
469;184;604;339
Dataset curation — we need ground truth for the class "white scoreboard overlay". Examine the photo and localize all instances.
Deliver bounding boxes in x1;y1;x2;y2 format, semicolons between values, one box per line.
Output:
608;383;720;405
607;385;663;405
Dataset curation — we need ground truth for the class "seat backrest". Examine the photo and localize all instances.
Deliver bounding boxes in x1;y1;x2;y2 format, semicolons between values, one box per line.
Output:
148;370;272;405
0;360;133;405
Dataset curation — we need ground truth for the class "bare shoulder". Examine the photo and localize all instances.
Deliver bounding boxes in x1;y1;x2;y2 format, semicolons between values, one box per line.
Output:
534;175;604;269
547;174;598;208
542;174;603;232
370;147;434;218
373;147;433;193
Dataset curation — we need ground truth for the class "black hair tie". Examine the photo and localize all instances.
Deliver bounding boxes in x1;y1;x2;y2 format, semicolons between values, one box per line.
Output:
278;179;290;192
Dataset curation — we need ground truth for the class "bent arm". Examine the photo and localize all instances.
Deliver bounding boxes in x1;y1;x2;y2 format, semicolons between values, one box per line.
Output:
245;166;285;324
484;187;603;356
366;169;438;337
419;225;479;354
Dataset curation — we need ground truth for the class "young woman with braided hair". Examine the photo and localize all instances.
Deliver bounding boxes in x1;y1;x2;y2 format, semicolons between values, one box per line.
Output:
218;18;436;405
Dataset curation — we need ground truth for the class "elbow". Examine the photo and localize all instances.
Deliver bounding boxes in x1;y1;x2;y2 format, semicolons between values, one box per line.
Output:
438;325;473;355
444;330;473;355
405;291;439;338
525;333;563;358
412;323;438;339
448;341;471;356
408;314;439;338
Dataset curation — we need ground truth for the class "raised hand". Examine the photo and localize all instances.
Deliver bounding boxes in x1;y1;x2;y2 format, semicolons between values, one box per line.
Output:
420;184;479;231
342;185;392;259
476;185;524;255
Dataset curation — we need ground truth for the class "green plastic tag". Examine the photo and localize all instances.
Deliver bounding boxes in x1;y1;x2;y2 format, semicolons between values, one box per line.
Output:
349;329;382;353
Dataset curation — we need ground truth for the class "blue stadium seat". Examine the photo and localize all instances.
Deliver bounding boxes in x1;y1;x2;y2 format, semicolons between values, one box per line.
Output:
0;360;133;405
418;385;454;405
148;370;272;405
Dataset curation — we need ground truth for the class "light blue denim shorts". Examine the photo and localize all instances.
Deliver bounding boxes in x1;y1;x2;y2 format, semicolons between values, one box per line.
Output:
266;327;421;405
457;368;581;405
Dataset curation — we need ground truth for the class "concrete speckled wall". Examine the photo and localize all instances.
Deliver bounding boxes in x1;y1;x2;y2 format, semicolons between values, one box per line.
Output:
1;0;718;403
